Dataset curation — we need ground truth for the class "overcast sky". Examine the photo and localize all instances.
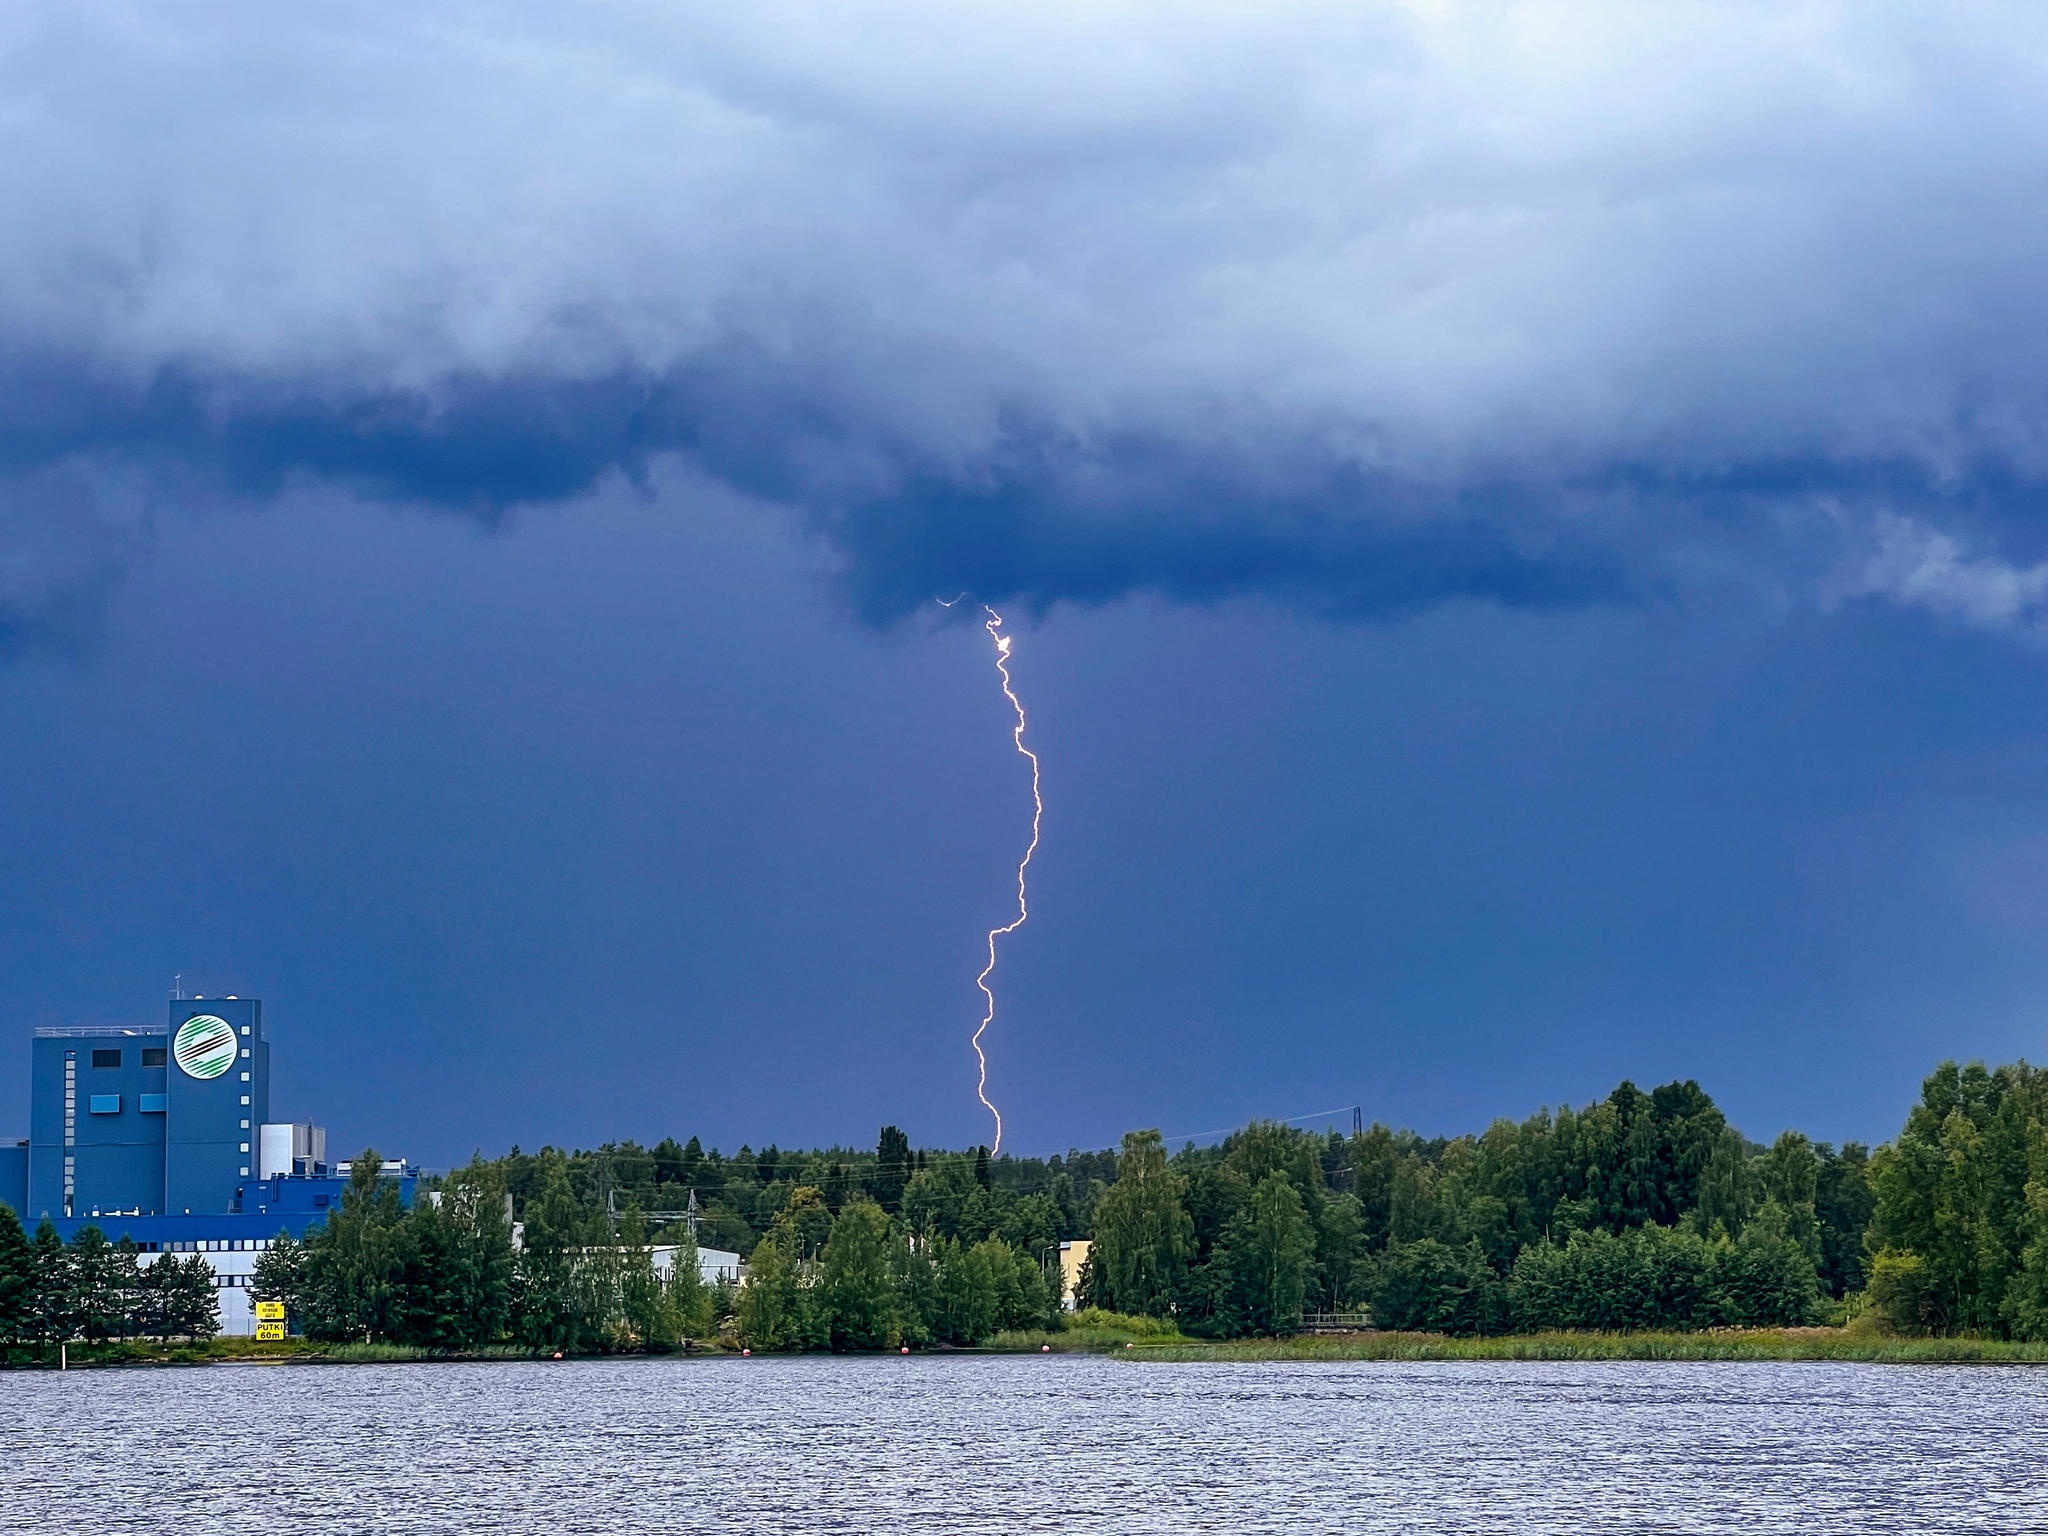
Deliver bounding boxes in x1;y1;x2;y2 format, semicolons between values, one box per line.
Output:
6;2;2048;1163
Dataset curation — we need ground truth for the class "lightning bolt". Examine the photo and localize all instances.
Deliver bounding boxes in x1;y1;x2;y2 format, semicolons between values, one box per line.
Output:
960;602;1040;1156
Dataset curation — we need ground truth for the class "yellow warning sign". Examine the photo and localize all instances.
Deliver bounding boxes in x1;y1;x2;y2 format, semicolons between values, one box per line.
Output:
254;1300;286;1321
255;1323;287;1340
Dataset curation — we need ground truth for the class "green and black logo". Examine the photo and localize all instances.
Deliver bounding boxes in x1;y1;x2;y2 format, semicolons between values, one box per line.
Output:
172;1015;237;1080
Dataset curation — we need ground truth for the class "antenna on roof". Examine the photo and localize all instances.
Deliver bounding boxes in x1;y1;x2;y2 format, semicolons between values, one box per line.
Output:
172;974;183;1001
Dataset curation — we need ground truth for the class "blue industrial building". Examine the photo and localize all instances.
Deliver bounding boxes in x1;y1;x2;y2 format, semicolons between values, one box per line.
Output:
2;996;414;1330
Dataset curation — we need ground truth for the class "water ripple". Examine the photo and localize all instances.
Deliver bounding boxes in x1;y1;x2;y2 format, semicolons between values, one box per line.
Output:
3;1356;2041;1534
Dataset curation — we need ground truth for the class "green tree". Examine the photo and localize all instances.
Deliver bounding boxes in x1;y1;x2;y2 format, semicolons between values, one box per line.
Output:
1089;1130;1193;1319
0;1204;33;1345
1218;1173;1317;1335
29;1219;75;1347
616;1204;669;1348
67;1225;124;1344
901;1162;978;1243
1866;1249;1936;1334
1711;1209;1820;1327
891;1235;940;1346
1756;1132;1823;1269
664;1222;713;1340
986;1238;1053;1333
874;1126;913;1214
1372;1238;1504;1336
1867;1060;2046;1335
818;1199;895;1351
441;1158;517;1348
1814;1142;1875;1297
128;1252;172;1340
302;1152;406;1342
2003;1122;2048;1340
252;1233;307;1332
165;1255;221;1340
515;1159;597;1352
393;1189;463;1348
735;1228;806;1350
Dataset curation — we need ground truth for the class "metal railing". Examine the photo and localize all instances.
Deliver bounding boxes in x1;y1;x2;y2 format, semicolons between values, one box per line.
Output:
33;1026;164;1038
1298;1311;1375;1333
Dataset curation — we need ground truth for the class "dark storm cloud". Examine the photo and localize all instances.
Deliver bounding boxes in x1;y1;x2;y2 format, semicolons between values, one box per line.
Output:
5;2;2048;630
0;464;131;660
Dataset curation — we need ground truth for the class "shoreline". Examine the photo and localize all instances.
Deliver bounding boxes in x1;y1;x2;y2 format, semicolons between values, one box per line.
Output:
15;1327;2048;1370
1104;1329;2048;1365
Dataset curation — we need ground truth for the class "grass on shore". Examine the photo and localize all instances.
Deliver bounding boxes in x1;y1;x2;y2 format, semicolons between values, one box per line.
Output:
21;1322;2047;1368
1123;1328;2048;1364
2;1336;322;1369
988;1307;1188;1353
6;1338;610;1369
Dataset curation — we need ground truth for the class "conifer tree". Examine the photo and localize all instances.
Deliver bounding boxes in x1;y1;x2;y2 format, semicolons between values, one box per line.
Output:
0;1204;34;1345
874;1126;912;1213
251;1233;307;1322
165;1255;220;1340
67;1224;123;1344
29;1219;74;1348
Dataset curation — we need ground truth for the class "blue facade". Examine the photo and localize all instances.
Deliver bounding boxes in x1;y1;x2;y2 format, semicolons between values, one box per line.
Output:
0;1140;24;1215
1;999;426;1234
21;999;272;1220
28;1173;416;1250
165;998;271;1215
4;998;419;1338
27;1026;167;1218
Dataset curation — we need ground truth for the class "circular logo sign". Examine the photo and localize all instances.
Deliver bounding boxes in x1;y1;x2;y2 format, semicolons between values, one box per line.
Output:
173;1015;237;1080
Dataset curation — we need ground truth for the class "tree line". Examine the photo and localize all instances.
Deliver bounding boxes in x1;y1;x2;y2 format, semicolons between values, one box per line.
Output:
1077;1078;1861;1336
1861;1060;2048;1337
10;1057;2048;1350
0;1206;219;1352
249;1150;1061;1353
490;1129;1097;1271
253;1152;718;1352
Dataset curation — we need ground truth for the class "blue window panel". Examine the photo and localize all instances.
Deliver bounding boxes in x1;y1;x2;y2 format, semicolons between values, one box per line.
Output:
88;1094;122;1114
140;1093;168;1114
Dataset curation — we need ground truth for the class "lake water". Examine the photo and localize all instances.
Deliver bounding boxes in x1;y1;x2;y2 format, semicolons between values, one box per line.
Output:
5;1355;2040;1533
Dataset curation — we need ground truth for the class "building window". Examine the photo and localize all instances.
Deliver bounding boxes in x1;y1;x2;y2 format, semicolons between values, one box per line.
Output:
240;1095;250;1106
239;1142;250;1153
240;1072;250;1082
140;1093;167;1113
88;1094;121;1114
142;1048;167;1068
91;1048;121;1069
